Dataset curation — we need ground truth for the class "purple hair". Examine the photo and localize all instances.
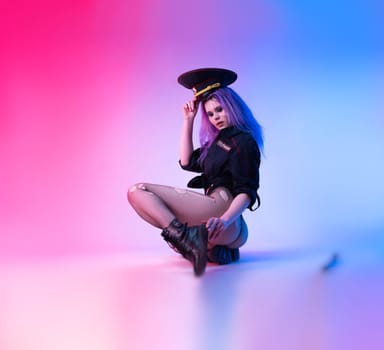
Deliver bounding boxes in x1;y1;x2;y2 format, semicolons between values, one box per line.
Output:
198;87;264;162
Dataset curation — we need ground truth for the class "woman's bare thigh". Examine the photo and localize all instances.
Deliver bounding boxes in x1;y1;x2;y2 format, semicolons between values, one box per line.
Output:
137;183;232;226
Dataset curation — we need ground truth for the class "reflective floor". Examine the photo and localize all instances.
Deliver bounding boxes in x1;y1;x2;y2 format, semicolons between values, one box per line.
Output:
1;244;383;350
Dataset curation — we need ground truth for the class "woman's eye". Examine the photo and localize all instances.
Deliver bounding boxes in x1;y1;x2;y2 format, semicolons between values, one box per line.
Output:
207;112;214;117
215;107;223;112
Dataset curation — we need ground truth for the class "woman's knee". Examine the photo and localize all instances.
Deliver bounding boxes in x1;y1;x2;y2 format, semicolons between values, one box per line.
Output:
127;183;148;204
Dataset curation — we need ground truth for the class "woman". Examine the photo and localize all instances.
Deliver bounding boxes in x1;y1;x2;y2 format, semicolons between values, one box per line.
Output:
128;68;263;276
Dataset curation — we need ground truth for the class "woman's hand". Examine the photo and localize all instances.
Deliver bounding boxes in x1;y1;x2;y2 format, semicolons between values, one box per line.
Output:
182;97;199;121
205;217;230;240
205;194;250;241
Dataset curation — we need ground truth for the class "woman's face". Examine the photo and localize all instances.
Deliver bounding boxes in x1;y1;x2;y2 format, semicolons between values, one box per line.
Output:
204;98;230;130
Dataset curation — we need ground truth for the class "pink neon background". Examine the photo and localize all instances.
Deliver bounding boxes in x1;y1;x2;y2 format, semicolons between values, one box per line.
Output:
1;0;383;257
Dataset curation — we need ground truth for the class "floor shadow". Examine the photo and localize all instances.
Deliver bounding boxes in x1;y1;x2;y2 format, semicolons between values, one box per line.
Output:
234;247;323;267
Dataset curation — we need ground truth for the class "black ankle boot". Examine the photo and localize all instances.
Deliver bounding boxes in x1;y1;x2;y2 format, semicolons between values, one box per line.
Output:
161;220;191;260
208;246;240;265
161;219;208;276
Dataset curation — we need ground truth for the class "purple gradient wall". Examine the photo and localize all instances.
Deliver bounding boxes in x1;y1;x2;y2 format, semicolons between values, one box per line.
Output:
1;0;383;260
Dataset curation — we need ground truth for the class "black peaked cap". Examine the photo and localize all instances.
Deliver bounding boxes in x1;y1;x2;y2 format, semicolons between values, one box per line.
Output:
177;68;237;99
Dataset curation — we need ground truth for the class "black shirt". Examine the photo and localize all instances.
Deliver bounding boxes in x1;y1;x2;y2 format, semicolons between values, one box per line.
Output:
179;126;261;210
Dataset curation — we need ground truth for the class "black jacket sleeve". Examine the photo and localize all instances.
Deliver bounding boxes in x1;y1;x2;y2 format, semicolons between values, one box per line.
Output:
179;148;203;173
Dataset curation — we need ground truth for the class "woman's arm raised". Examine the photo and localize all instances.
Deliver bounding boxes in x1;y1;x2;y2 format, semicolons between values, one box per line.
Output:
180;98;199;166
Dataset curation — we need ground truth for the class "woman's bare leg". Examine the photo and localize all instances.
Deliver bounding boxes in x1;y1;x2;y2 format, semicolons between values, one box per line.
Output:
127;183;175;229
128;183;230;226
127;183;247;248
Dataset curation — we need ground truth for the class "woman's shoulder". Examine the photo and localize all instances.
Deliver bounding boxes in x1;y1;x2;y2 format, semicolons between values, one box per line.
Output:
228;128;260;158
226;127;256;145
217;127;258;148
220;126;248;138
